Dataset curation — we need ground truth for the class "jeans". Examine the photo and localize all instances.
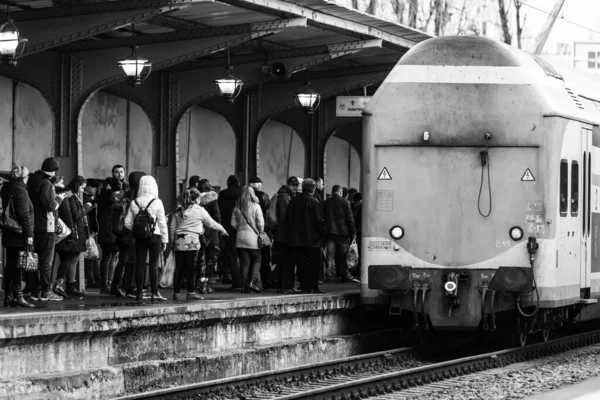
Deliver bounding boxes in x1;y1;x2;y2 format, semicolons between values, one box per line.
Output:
100;248;119;285
56;252;80;283
275;241;295;290
112;246;135;291
325;235;351;280
32;233;56;294
135;234;162;294
4;248;23;298
293;246;321;292
238;248;261;285
221;235;242;287
259;246;276;288
174;250;198;293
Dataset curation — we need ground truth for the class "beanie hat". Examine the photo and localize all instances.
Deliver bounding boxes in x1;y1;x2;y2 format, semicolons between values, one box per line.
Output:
128;171;146;188
41;157;59;172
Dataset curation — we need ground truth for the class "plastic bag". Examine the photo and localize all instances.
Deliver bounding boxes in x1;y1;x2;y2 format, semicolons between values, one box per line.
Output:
159;253;175;288
85;237;100;260
346;238;359;274
55;218;72;244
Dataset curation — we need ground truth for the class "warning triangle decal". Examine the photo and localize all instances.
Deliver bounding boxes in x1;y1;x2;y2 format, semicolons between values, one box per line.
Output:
378;167;392;180
521;168;535;181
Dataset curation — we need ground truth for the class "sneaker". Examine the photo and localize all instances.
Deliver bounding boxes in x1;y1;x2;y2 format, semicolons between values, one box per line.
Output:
152;292;167;301
186;292;204;301
42;291;63;301
54;286;67;298
173;293;182;301
30;293;44;301
342;276;361;283
142;290;152;299
126;291;136;299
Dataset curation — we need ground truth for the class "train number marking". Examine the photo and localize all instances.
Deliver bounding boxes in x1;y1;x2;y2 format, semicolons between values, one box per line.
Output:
377;167;392;180
495;240;512;248
367;241;393;251
521;168;535;181
375;190;394;211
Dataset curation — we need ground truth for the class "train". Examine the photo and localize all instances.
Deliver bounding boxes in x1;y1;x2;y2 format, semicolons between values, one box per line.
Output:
361;35;600;345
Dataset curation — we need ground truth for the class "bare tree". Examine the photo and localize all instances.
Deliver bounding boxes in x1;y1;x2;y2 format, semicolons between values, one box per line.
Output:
352;0;359;10
513;0;526;49
408;0;418;28
498;0;512;44
392;0;406;24
367;0;379;16
433;0;450;36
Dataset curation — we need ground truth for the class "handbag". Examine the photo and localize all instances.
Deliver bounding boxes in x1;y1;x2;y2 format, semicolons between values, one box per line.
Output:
0;194;23;234
55;218;72;244
241;209;272;248
17;245;38;272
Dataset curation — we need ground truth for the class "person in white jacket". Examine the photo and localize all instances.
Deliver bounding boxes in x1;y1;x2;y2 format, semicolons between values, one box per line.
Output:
124;175;168;301
169;188;227;301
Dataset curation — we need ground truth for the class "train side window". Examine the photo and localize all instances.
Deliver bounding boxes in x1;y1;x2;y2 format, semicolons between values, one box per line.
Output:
560;159;568;217
571;161;579;216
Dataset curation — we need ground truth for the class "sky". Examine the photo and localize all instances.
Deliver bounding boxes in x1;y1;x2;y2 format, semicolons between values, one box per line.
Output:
519;0;600;52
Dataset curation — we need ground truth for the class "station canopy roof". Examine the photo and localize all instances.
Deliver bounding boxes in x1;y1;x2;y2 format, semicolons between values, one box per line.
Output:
8;0;432;81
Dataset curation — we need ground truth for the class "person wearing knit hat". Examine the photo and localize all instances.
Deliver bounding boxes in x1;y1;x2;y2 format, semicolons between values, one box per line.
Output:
27;156;68;302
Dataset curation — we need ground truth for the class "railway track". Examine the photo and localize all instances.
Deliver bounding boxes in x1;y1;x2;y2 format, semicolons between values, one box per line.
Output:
113;328;600;400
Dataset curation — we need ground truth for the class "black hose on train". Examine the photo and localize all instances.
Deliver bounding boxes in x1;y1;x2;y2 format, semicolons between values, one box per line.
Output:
478;140;492;217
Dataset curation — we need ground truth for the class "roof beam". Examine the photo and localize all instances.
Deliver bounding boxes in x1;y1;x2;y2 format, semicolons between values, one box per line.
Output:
11;0;211;21
217;0;419;51
20;6;187;56
168;38;383;71
60;18;307;52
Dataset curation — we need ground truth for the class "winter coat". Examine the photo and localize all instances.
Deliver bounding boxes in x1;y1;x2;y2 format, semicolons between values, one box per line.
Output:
285;192;325;248
56;194;92;253
231;202;264;249
253;189;270;216
274;185;295;243
1;180;34;249
199;191;221;246
27;171;59;234
97;185;125;249
169;204;225;245
83;191;99;234
218;185;242;234
323;194;356;238
124;176;169;243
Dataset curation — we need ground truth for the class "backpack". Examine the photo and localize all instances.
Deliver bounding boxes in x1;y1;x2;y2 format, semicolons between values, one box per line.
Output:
132;198;157;240
266;193;279;226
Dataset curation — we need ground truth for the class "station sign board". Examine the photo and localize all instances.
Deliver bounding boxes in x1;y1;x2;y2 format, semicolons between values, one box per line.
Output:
336;96;371;117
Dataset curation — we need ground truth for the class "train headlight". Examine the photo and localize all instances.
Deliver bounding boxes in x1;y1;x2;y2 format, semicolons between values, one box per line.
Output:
509;226;523;241
444;281;457;292
390;226;404;240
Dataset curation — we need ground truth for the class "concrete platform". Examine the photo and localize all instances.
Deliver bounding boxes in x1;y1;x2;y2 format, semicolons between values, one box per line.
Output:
526;375;600;400
0;283;395;399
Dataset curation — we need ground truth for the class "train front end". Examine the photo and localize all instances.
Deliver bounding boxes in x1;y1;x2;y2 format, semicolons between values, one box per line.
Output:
361;36;557;330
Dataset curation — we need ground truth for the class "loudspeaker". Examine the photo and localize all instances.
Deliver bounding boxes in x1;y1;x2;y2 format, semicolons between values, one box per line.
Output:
269;62;291;81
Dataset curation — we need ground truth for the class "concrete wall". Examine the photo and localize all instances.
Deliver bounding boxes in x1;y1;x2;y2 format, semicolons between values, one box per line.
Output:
324;136;361;192
81;91;152;180
257;120;305;197
0;77;53;172
178;106;236;191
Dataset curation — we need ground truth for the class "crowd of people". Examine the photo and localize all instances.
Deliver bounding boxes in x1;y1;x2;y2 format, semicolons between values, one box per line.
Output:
0;157;363;308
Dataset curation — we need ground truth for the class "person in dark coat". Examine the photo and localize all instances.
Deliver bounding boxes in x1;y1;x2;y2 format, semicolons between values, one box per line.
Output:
217;175;243;289
273;176;300;293
27;157;69;302
111;171;146;298
249;177;276;290
323;185;358;283
1;166;35;308
352;192;362;259
197;179;221;293
285;178;326;293
97;176;127;294
54;176;93;298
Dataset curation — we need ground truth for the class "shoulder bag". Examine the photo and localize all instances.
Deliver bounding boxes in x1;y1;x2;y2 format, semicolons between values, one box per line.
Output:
17;244;38;271
0;193;23;234
241;208;272;248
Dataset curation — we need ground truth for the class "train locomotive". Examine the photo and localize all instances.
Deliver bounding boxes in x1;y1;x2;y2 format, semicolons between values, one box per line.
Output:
361;36;600;345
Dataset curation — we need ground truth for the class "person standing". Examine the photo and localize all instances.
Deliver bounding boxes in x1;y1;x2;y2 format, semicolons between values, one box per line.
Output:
286;179;325;293
1;166;35;308
27;157;68;301
273;176;300;293
170;188;227;300
54;176;93;297
197;179;221;293
124;175;168;301
217;175;243;289
231;186;264;293
248;177;276;290
323;185;358;283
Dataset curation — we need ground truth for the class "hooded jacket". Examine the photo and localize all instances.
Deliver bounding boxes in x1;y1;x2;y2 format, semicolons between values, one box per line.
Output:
1;180;34;248
27;170;59;234
218;185;242;234
169;204;225;243
274;185;295;243
199;190;221;246
124;175;169;244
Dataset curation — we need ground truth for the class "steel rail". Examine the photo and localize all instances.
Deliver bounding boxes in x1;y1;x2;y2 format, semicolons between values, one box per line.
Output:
270;329;600;400
111;341;419;400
